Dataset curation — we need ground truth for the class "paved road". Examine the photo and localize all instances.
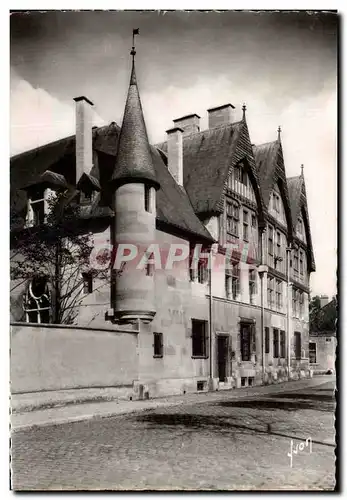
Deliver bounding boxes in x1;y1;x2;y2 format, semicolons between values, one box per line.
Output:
11;379;336;491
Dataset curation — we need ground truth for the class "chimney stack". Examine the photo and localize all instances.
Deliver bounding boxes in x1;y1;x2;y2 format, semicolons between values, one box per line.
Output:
173;113;200;136
208;104;235;129
166;127;184;186
73;96;94;185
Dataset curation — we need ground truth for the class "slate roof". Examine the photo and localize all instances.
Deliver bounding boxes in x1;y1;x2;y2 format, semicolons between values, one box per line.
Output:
287;176;303;225
10;124;213;242
253;139;294;239
253;141;280;207
157;121;244;215
111;60;159;189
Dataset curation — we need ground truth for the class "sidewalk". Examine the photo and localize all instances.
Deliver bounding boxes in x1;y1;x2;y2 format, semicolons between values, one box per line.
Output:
11;375;334;431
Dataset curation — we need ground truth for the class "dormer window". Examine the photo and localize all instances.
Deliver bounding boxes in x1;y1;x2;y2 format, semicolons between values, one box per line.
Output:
80;188;94;204
27;187;45;226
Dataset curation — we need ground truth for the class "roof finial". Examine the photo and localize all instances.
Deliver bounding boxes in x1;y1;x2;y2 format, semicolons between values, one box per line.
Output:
300;164;304;177
242;103;247;121
277;125;281;141
131;28;139;60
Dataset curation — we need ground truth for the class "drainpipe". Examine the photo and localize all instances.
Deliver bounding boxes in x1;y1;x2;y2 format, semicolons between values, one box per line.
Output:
260;228;266;383
286;245;292;379
208;249;214;391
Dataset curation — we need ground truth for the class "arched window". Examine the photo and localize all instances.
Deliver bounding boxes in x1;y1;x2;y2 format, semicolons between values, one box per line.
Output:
23;276;51;324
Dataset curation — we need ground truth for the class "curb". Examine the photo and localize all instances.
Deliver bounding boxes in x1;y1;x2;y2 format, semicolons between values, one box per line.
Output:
11;376;335;432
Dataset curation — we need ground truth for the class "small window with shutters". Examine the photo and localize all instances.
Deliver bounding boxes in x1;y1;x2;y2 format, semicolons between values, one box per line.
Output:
153;332;163;358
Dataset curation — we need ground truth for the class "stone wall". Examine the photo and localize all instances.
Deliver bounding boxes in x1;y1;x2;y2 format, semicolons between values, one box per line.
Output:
10;323;138;393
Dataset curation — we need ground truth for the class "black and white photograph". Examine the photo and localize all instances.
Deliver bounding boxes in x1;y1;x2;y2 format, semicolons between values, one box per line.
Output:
9;9;337;491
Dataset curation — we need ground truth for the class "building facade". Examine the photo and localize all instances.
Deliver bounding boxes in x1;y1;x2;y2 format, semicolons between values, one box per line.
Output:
10;47;316;398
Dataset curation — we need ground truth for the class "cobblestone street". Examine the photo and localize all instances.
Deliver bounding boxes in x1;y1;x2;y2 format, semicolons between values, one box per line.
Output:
11;378;336;491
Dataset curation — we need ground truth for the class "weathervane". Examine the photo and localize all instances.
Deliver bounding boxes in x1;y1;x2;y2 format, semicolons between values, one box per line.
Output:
131;28;140;58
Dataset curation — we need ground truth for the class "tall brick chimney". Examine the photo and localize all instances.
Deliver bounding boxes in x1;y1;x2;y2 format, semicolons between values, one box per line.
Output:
173;113;200;136
208;104;235;129
166;127;183;186
73;96;94;185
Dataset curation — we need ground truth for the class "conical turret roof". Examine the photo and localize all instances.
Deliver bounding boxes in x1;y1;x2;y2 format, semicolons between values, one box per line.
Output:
112;56;159;189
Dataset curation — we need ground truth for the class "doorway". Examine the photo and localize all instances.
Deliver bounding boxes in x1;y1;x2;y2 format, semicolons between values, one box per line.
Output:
217;335;229;382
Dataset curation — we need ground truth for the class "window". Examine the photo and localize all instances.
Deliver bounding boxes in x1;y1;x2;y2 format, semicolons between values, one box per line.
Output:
299;251;304;277
268;225;274;256
273;328;279;358
292;288;298;317
298;218;303;235
28;188;45;226
145;253;154;276
276;280;283;310
299;292;304;317
280;330;286;358
225;263;240;300
267;277;274;308
235;164;247;185
251;214;256;228
272;193;280;213
265;327;270;354
243;210;249;241
294;332;301;360
293;250;299;277
144;186;152;213
192;319;208;358
240;322;254;362
23;276;51;324
226;202;239;237
153;332;163;358
276;232;281;261
326;338;332;343
249;269;257;304
80;189;94;204
197;258;208;284
309;342;317;363
231;263;240;300
82;272;93;294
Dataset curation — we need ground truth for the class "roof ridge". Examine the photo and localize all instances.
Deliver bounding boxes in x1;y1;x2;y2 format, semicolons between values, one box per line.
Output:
154;121;242;148
252;139;278;149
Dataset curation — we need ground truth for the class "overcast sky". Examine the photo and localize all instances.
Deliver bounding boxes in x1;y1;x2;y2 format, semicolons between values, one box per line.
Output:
10;10;337;298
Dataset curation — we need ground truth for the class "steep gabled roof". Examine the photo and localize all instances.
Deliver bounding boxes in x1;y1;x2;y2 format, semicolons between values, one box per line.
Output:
157;119;266;226
253;138;294;241
287;175;303;225
253;140;280;206
287;174;316;272
10;124;213;242
157;122;242;215
111;58;159;189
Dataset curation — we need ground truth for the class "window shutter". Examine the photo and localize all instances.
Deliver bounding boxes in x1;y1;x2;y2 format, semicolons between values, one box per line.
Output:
251;324;256;352
205;321;209;358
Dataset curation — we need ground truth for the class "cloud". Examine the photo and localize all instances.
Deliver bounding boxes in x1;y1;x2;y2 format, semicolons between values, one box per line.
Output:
10;73;106;156
10;69;337;297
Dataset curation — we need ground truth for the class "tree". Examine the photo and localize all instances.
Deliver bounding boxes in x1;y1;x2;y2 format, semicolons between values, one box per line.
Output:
309;295;337;333
10;190;112;325
309;294;322;327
